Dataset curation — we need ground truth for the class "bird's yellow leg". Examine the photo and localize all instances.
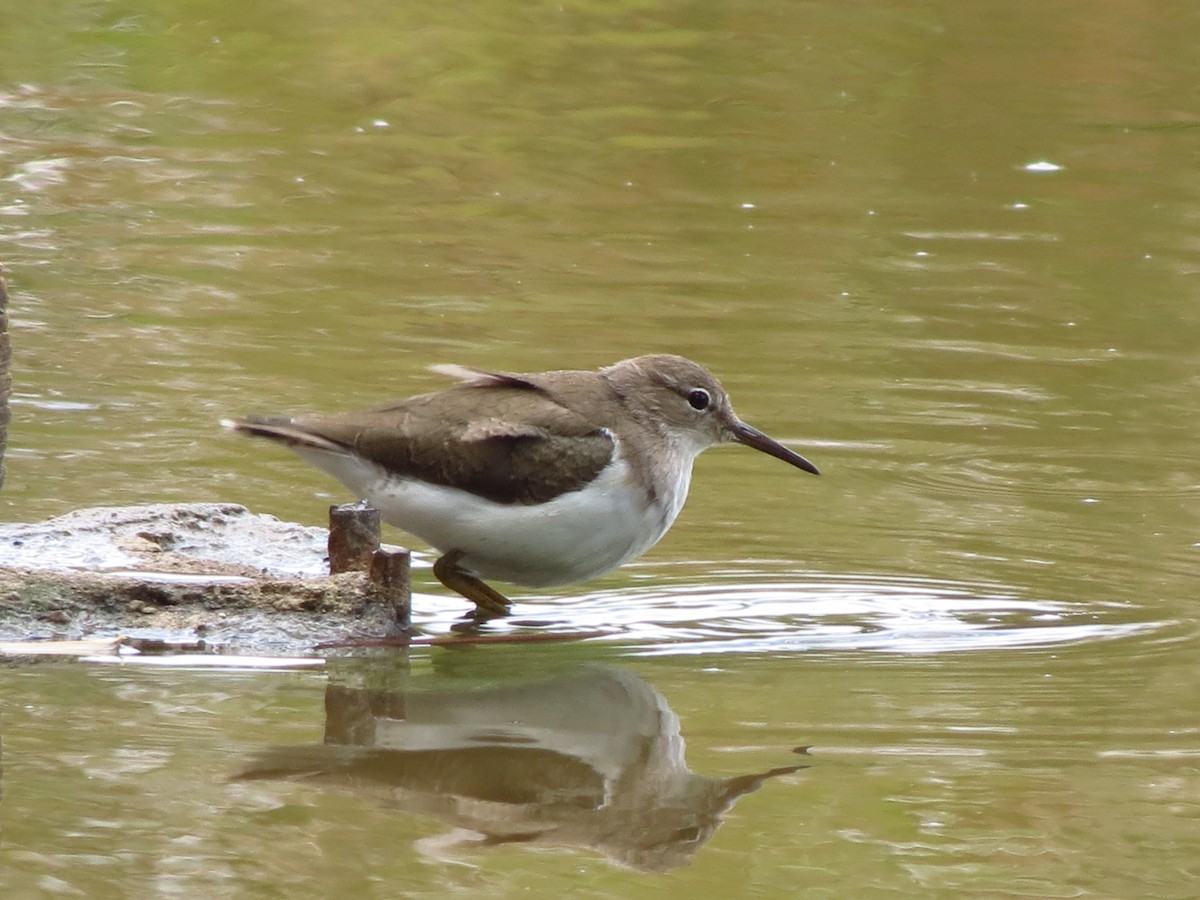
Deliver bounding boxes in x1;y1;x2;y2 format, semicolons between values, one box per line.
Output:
433;550;513;618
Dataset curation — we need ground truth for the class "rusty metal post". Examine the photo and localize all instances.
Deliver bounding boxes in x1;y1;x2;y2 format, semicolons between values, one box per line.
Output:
369;548;412;635
328;502;381;573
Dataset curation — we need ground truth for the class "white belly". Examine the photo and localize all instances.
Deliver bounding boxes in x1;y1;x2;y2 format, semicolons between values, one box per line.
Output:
294;447;691;587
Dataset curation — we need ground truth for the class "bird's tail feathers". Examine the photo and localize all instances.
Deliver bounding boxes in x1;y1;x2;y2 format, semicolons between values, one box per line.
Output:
222;417;350;455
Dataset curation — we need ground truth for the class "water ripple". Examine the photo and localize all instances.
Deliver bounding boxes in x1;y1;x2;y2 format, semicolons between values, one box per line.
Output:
898;447;1199;502
408;570;1160;657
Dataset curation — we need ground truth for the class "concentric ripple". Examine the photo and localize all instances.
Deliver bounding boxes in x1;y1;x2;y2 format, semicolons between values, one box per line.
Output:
409;567;1160;656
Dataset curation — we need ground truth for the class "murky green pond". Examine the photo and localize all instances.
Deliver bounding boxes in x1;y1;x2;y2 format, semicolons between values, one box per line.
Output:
2;1;1199;896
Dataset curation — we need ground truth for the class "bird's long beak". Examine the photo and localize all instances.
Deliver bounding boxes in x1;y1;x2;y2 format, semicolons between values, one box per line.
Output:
731;420;820;475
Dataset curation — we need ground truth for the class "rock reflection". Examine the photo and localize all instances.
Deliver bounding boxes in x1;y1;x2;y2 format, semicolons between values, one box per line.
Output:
237;664;802;872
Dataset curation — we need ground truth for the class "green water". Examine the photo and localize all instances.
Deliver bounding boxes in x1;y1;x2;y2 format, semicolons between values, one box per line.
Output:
2;1;1199;896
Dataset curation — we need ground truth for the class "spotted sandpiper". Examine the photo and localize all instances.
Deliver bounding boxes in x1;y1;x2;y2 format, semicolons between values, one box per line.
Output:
224;354;818;617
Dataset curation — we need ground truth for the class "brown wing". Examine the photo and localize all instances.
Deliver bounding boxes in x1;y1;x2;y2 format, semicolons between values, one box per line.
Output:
280;382;615;505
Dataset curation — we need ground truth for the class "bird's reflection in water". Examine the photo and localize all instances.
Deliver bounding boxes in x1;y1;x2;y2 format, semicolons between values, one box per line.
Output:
237;663;805;872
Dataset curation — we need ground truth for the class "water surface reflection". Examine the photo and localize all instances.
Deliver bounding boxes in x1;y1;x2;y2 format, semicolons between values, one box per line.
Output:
237;662;804;872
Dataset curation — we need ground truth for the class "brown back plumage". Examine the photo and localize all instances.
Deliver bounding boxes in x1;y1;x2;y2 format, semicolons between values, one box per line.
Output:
235;376;616;505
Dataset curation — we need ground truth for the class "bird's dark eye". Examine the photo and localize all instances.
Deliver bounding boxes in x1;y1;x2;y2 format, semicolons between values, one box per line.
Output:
687;388;711;411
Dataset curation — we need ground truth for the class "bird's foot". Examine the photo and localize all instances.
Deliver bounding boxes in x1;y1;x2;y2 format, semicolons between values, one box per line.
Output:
433;550;514;621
